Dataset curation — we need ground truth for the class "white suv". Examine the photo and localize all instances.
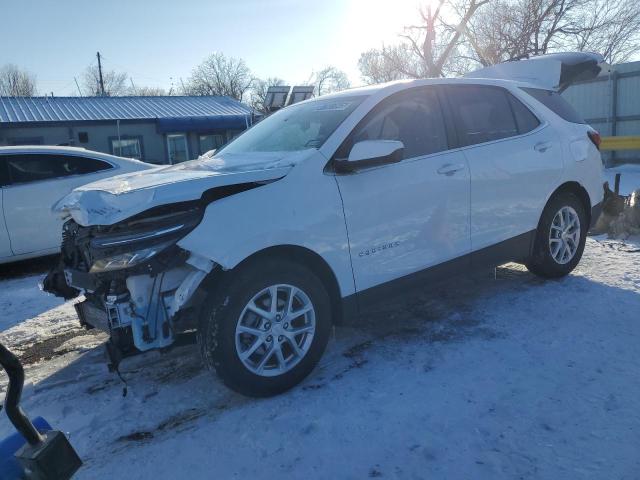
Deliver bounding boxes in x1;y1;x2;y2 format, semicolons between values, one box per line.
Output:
45;53;605;397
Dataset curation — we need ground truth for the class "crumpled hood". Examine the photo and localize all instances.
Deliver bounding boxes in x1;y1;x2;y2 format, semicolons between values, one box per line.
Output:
55;151;310;226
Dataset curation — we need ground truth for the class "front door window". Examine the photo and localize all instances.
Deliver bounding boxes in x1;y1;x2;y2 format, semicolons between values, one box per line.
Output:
167;134;189;164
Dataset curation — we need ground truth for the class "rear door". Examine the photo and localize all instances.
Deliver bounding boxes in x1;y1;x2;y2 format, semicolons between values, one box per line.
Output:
2;153;114;255
444;84;563;258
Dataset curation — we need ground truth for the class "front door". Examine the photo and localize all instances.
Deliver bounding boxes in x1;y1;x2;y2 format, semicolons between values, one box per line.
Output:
333;87;471;294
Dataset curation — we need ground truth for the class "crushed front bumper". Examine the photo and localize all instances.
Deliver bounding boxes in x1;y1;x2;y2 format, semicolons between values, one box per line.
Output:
43;218;214;364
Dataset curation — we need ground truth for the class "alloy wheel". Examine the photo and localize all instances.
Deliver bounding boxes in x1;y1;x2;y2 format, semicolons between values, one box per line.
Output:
234;284;316;377
548;206;581;265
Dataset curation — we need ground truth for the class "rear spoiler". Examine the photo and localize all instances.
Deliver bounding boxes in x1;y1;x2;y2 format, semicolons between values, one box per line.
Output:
465;52;609;92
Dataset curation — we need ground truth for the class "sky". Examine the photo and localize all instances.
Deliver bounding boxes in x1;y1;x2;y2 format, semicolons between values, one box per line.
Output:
2;0;428;96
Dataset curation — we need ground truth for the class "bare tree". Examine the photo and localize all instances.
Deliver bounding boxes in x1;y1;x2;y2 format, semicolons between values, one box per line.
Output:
309;66;350;96
358;46;414;84
465;0;640;65
357;0;491;82
358;0;640;83
569;0;640;63
185;53;253;100
131;86;168;96
82;64;128;96
0;64;37;96
249;77;286;113
401;0;491;77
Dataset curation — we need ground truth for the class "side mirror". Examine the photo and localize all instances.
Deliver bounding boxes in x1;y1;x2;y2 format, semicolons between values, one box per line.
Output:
334;140;404;173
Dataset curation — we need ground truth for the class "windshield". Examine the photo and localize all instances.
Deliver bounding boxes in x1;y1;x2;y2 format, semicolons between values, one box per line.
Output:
219;96;366;154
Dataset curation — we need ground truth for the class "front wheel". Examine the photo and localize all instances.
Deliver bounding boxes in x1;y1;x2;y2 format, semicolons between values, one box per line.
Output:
198;258;331;397
526;192;588;278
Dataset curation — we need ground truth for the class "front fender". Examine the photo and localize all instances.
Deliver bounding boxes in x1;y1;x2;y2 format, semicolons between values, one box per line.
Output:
177;160;355;297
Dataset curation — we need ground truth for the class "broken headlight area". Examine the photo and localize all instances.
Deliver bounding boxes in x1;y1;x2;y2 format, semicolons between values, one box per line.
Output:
86;203;203;273
89;242;175;273
43;202;215;368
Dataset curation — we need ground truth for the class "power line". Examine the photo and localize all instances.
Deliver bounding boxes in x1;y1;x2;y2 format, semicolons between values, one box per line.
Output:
74;77;83;96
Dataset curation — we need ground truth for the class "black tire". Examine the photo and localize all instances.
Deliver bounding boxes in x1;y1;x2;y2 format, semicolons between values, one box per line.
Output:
197;258;331;397
526;192;588;278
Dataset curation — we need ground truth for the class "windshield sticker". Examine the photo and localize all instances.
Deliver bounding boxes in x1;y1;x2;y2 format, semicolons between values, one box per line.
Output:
314;102;354;111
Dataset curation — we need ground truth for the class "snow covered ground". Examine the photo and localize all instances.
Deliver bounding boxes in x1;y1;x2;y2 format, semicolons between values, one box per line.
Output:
1;234;639;479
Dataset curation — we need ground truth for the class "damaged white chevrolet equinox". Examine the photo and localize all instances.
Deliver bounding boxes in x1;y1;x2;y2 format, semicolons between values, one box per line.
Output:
45;53;605;397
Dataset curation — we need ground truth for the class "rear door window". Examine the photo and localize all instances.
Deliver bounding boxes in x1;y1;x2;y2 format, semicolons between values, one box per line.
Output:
521;88;586;124
340;87;449;160
446;86;519;147
5;154;112;185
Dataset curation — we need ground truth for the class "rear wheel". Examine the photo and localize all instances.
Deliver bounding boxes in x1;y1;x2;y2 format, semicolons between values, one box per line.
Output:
198;258;331;397
526;192;588;278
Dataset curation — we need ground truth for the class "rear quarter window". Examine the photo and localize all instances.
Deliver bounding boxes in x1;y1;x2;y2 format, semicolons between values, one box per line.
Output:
508;94;540;134
521;88;586;124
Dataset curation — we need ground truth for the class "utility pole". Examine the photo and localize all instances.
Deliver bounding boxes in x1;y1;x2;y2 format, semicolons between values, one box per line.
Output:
96;51;106;96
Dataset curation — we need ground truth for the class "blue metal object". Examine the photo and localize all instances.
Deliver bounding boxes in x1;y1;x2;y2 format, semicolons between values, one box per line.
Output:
0;416;51;480
0;95;252;124
1;340;82;479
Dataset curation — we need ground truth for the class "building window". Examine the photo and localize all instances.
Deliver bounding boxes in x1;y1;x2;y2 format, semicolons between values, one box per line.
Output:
227;130;243;142
167;133;189;163
199;134;225;154
110;136;143;160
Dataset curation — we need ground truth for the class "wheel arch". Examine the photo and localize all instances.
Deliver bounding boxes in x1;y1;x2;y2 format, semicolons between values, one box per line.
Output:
206;244;349;326
545;181;592;226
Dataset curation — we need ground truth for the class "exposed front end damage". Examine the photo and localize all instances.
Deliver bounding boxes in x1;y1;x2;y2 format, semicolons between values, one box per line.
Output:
43;202;217;368
42;153;300;368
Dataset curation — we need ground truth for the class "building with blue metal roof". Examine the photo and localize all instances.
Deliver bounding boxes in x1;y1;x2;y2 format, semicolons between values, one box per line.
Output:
0;96;254;164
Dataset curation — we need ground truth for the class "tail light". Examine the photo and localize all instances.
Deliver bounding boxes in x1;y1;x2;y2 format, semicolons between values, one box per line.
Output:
587;130;601;150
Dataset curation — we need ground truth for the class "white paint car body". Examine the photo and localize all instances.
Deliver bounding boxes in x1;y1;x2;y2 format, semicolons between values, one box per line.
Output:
0;146;152;264
45;53;606;394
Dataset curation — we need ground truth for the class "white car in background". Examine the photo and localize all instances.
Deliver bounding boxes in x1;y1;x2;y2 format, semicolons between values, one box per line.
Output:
0;146;152;264
46;53;605;397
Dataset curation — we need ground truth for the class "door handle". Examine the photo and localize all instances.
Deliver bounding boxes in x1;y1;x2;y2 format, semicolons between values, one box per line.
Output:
534;141;552;153
437;163;465;176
